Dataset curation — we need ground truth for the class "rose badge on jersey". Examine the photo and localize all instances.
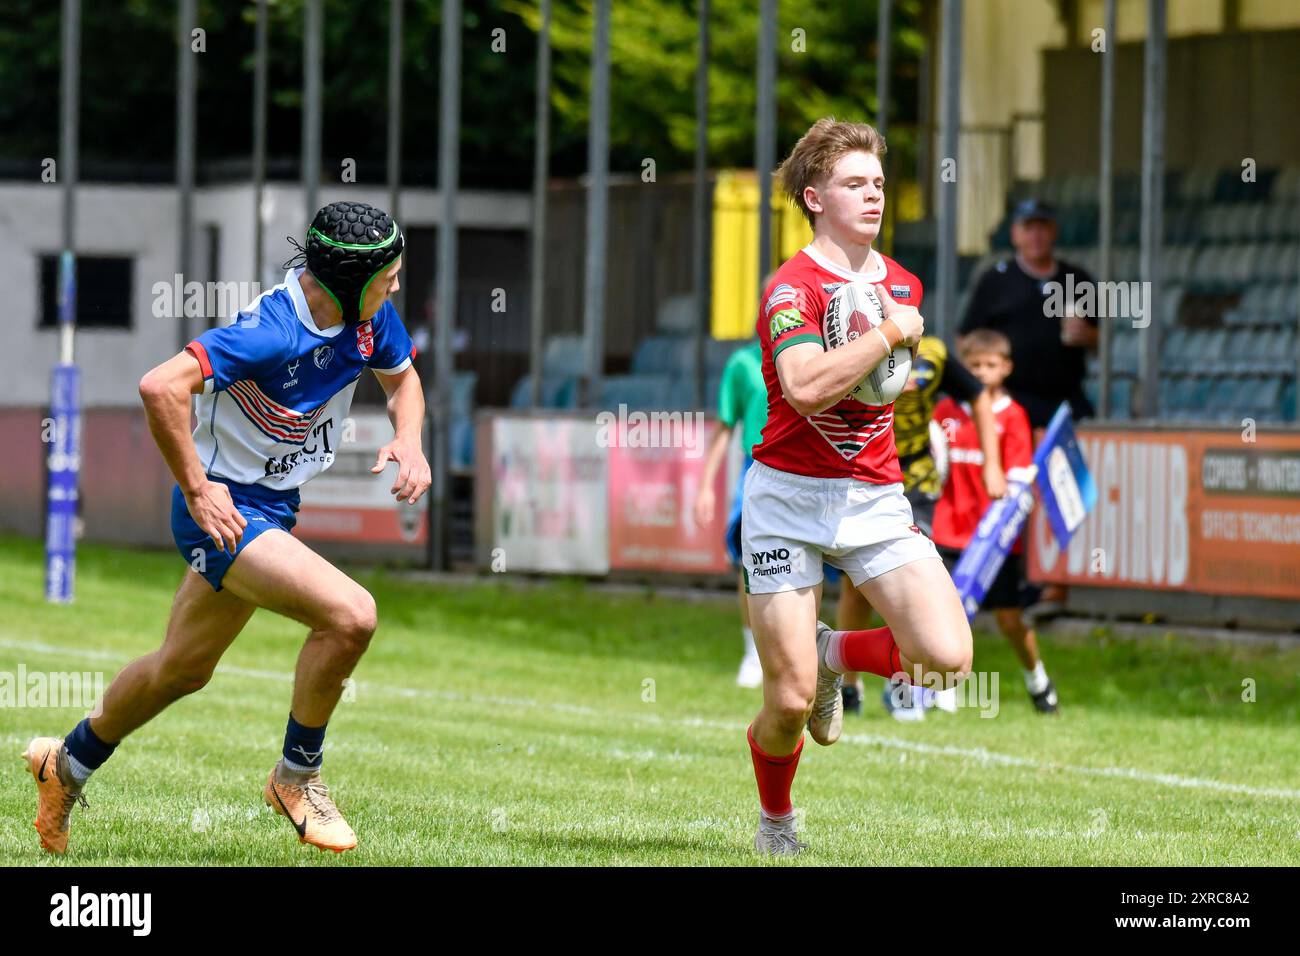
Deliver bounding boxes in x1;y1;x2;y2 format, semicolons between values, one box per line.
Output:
356;320;375;360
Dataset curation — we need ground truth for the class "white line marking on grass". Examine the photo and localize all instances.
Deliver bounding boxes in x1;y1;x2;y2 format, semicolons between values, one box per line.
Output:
834;732;1300;800
3;635;1298;802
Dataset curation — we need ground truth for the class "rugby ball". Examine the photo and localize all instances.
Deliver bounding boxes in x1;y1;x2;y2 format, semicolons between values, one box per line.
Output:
822;281;912;405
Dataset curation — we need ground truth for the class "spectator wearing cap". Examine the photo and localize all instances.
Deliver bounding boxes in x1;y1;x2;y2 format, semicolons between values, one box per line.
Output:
959;199;1099;436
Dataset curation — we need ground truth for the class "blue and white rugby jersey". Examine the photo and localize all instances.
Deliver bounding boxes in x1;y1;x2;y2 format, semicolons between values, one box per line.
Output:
185;267;415;492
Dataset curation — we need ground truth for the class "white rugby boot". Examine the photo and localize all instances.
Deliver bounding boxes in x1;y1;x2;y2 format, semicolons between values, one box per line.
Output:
807;622;844;745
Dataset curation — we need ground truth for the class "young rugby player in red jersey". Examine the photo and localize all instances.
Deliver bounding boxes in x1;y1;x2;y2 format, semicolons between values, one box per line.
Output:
744;118;973;855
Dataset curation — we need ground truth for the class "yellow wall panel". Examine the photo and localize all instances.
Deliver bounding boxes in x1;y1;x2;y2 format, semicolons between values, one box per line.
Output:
710;171;814;340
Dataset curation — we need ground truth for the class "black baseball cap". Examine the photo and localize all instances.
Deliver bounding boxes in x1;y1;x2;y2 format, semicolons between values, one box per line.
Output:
1011;198;1056;224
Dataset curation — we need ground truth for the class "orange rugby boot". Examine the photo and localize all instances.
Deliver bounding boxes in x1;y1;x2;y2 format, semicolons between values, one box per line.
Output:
263;760;358;852
22;736;89;855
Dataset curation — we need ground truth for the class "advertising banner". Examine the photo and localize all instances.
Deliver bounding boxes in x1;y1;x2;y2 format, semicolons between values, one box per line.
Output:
296;412;428;546
607;417;730;573
1028;427;1300;600
482;415;609;574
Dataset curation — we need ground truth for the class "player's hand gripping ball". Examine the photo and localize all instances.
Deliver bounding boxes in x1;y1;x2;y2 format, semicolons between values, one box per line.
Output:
821;280;913;404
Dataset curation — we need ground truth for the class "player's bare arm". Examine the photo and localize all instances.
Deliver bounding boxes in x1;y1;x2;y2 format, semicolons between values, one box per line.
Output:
775;286;923;416
138;351;246;553
694;423;733;526
371;363;431;504
969;389;1007;498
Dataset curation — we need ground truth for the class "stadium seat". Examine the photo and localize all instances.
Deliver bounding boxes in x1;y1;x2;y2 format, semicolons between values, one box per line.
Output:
1226;242;1252;285
1157;328;1186;372
1203;329;1230;371
666;369;729;411
1178;168;1219;205
509;373;578;409
1245;375;1285;417
1159;284;1185;327
707;337;744;373
1264;284;1291;325
1167;329;1201;374
1224;329;1258;374
1204;375;1242;418
597;373;674;411
1263;328;1296;374
1284;204;1300;240
1260;203;1286;241
1254;244;1283;283
1240;204;1267;240
1249;284;1277;325
542;335;587;377
630;335;692;375
1272;167;1300;203
1115;208;1141;245
1108;378;1133;418
655;294;697;334
1157;374;1177;412
1113;329;1142;375
1177;245;1205;285
1222;287;1257;326
1167;374;1197;416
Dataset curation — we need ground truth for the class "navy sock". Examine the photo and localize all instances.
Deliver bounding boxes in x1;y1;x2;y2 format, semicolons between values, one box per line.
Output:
282;714;327;773
64;718;117;783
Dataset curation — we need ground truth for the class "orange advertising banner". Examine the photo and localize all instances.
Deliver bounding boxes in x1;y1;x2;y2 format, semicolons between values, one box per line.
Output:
1027;427;1300;599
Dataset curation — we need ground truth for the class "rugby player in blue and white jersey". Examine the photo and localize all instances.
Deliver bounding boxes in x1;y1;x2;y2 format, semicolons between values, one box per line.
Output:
24;202;429;855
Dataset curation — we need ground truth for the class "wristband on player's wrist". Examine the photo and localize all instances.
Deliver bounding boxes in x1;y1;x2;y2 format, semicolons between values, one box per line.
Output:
878;318;902;349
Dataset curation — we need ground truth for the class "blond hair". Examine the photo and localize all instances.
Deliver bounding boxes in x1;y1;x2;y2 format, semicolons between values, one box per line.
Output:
958;329;1013;361
776;118;887;228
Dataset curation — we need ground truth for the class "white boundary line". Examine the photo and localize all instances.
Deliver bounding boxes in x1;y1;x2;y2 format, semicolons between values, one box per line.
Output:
3;635;1298;802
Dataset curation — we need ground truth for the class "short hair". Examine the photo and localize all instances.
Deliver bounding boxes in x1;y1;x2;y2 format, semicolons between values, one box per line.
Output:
776;118;887;229
958;329;1012;361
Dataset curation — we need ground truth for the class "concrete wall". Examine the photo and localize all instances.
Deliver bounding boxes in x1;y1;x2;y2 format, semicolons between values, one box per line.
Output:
0;407;173;546
0;182;530;408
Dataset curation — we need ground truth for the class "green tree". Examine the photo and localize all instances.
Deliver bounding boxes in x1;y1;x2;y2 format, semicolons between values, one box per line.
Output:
0;0;924;187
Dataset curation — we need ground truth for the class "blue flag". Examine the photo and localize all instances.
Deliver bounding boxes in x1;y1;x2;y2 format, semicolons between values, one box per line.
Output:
950;402;1095;619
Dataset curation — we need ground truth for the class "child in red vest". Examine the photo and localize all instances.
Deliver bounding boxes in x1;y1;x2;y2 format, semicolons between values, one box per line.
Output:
932;330;1059;713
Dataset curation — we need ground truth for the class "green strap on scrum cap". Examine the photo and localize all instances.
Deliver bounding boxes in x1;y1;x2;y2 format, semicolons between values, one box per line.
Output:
307;222;402;319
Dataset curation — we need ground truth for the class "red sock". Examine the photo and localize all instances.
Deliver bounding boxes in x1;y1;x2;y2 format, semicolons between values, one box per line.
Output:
747;725;803;818
837;626;908;681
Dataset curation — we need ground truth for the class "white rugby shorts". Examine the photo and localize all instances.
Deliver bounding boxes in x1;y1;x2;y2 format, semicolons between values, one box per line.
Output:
741;460;939;594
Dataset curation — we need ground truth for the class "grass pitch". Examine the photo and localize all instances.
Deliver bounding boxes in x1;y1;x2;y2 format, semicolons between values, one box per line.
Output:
1;534;1298;866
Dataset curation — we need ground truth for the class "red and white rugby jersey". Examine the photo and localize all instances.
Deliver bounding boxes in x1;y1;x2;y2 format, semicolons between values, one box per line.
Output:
751;244;923;482
931;392;1034;551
